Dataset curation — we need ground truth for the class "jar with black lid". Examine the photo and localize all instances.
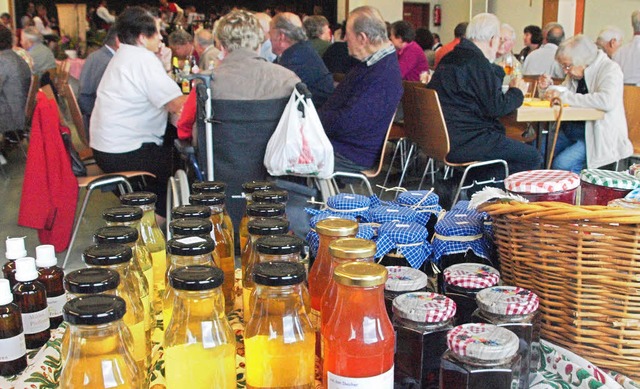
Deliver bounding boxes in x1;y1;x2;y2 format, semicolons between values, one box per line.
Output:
170;218;213;238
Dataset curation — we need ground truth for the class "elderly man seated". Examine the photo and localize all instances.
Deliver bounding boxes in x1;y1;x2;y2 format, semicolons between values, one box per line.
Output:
596;26;624;59
428;13;542;174
540;34;633;173
20;26;55;79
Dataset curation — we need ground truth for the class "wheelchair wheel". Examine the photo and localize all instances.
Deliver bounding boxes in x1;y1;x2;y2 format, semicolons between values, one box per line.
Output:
175;169;191;206
166;169;191;238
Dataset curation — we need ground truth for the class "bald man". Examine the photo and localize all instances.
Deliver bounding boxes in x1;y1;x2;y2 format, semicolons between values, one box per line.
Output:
194;27;220;70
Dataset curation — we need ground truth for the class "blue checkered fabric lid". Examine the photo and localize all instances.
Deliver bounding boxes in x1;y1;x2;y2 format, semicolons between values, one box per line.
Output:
369;205;418;224
306;193;372;221
625;188;640;201
375;222;432;269
432;201;490;264
394;190;443;226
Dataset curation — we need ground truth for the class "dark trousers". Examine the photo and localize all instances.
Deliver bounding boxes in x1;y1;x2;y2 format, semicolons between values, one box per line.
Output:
448;135;543;174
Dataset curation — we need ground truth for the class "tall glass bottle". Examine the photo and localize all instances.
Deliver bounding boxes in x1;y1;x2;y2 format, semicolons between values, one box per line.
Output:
170;218;213;239
191;181;234;251
12;257;50;349
171;204;211;220
60;295;140;388
164;266;236;388
245;261;315;389
241;218;289;287
3;236;27;289
0;279;27;376
120;192;166;318
251;189;289;207
241;202;286;254
323;262;395;387
35;245;65;329
239;181;275;253
83;244;150;378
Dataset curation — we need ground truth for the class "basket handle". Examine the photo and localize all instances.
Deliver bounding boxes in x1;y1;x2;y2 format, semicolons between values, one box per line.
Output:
546;96;564;169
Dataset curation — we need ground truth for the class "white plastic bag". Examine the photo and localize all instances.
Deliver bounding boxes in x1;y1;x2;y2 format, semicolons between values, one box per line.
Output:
264;86;334;178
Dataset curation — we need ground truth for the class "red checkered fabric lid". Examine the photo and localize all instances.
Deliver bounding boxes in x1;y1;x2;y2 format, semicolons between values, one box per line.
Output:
392;292;456;323
385;266;429;292
443;263;500;289
446;323;518;360
476;286;539;315
504;169;580;194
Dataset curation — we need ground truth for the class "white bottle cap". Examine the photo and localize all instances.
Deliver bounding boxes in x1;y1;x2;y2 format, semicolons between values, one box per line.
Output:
14;257;39;282
0;279;13;305
35;245;57;267
5;236;27;260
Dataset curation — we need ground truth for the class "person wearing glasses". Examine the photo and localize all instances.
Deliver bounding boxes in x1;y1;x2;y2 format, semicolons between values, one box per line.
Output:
539;34;632;173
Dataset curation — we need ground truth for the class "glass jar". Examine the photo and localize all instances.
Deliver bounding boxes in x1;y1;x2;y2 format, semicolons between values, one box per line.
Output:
245;261;315;389
442;263;500;325
504;170;580;204
395;190;443;240
472;286;541;389
164;236;216;328
244;235;305;319
3;236;27;289
120;192;167;318
169;218;213;238
0;279;27;376
191;182;234;253
384;266;429;319
189;193;235;273
580;169;640;205
440;323;521;389
252;189;289;205
392;292;455;389
164;266;236;388
171;204;212;220
83;244;149;376
12;257;50;349
238;181;275;252
241;202;287;255
35;245;65;329
60;295;140;388
323;262;395;387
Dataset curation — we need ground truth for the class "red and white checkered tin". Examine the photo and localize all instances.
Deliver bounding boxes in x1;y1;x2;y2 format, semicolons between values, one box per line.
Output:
385;266;429;292
446;323;519;361
443;263;500;289
476;286;539;316
392;292;456;323
505;170;580;194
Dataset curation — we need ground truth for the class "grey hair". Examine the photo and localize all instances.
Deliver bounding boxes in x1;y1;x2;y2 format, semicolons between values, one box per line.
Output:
501;23;516;41
22;26;42;43
215;9;263;52
597;26;624;44
543;22;565;45
632;10;640;34
349;6;388;45
194;28;213;48
303;15;328;39
168;29;192;47
556;34;598;67
271;12;307;43
466;13;500;43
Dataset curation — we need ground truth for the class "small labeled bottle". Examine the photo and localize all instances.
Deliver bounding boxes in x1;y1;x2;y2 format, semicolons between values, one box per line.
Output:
35;245;66;329
164;266;236;388
191;181;234;250
12;257;50;349
472;286;541;389
440;323;521;389
170;218;213;238
60;295;140;388
3;236;27;289
239;180;276;252
245;261;315;389
241;202;287;254
392;292;456;389
384;266;429;319
241;218;289;283
0;279;27;376
442;263;500;325
323;262;395;388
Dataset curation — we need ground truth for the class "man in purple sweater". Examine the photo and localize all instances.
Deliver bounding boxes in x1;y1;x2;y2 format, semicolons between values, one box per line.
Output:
319;6;403;173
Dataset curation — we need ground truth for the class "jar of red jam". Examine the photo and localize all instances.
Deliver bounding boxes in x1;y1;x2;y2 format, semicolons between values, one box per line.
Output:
580;169;640;205
384;266;429;319
441;263;500;325
504;169;580;204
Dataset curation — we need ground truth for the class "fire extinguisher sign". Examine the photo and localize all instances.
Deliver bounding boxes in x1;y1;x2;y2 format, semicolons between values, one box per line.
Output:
434;5;441;26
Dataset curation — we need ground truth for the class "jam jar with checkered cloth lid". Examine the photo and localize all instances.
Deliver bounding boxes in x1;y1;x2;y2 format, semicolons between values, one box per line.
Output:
472;286;540;389
442;263;500;325
376;222;432;272
580;169;640;205
384;266;430;319
394;190;443;239
441;323;521;389
369;205;418;230
504;169;580;204
392;292;455;389
306;193;372;222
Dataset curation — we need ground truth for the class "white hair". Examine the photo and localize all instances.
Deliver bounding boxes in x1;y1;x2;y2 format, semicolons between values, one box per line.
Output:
501;23;516;41
597;26;623;44
556;34;598;67
466;13;500;43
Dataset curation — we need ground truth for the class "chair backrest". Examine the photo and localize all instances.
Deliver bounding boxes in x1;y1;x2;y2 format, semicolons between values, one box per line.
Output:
24;73;40;126
400;80;423;137
624;84;640;155
55;60;71;92
61;83;89;148
409;87;451;163
41;84;56;101
363;112;397;177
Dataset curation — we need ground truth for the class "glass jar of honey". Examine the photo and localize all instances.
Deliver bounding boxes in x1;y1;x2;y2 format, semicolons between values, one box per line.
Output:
170;218;213;238
191;182;234;253
245;261;315;389
238;181;275;252
442;263;500;325
241;202;287;254
252;189;288;205
164;266;236;388
171;204;212;220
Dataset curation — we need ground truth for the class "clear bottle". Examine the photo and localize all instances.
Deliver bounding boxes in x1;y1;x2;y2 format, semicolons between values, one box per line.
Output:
191;181;234;251
188;193;235;313
94;226;154;342
244;235;306;319
60;295;140;388
245;261;315;389
83;244;150;378
323;262;395;387
241;202;287;254
34;245;66;329
239;180;276;253
171;204;211;220
169;218;213;239
3;236;27;289
120;192;167;319
251;189;289;206
0;279;27;376
163;236;216;328
164;266;236;388
241;218;289;291
12;257;50;349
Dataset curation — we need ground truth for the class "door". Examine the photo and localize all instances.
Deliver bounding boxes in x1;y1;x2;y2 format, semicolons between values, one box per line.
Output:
403;2;430;29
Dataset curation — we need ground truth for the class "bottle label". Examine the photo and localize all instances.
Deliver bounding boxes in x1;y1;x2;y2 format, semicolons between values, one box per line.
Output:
0;333;27;361
47;293;67;318
21;308;50;334
327;366;394;389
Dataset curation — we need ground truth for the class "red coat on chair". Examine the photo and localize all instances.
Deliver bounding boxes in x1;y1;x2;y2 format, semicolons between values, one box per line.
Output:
18;91;79;252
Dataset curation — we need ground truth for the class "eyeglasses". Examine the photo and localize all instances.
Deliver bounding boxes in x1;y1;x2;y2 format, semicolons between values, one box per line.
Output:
561;63;573;71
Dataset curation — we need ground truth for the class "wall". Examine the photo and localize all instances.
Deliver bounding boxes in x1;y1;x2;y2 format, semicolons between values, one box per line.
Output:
584;0;638;43
489;0;544;52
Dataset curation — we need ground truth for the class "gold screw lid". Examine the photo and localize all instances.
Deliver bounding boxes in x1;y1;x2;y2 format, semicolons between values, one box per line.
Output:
315;218;359;237
333;262;387;287
329;238;376;259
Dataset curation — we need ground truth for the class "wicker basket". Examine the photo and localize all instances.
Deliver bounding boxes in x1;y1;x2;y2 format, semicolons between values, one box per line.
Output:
478;200;640;380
